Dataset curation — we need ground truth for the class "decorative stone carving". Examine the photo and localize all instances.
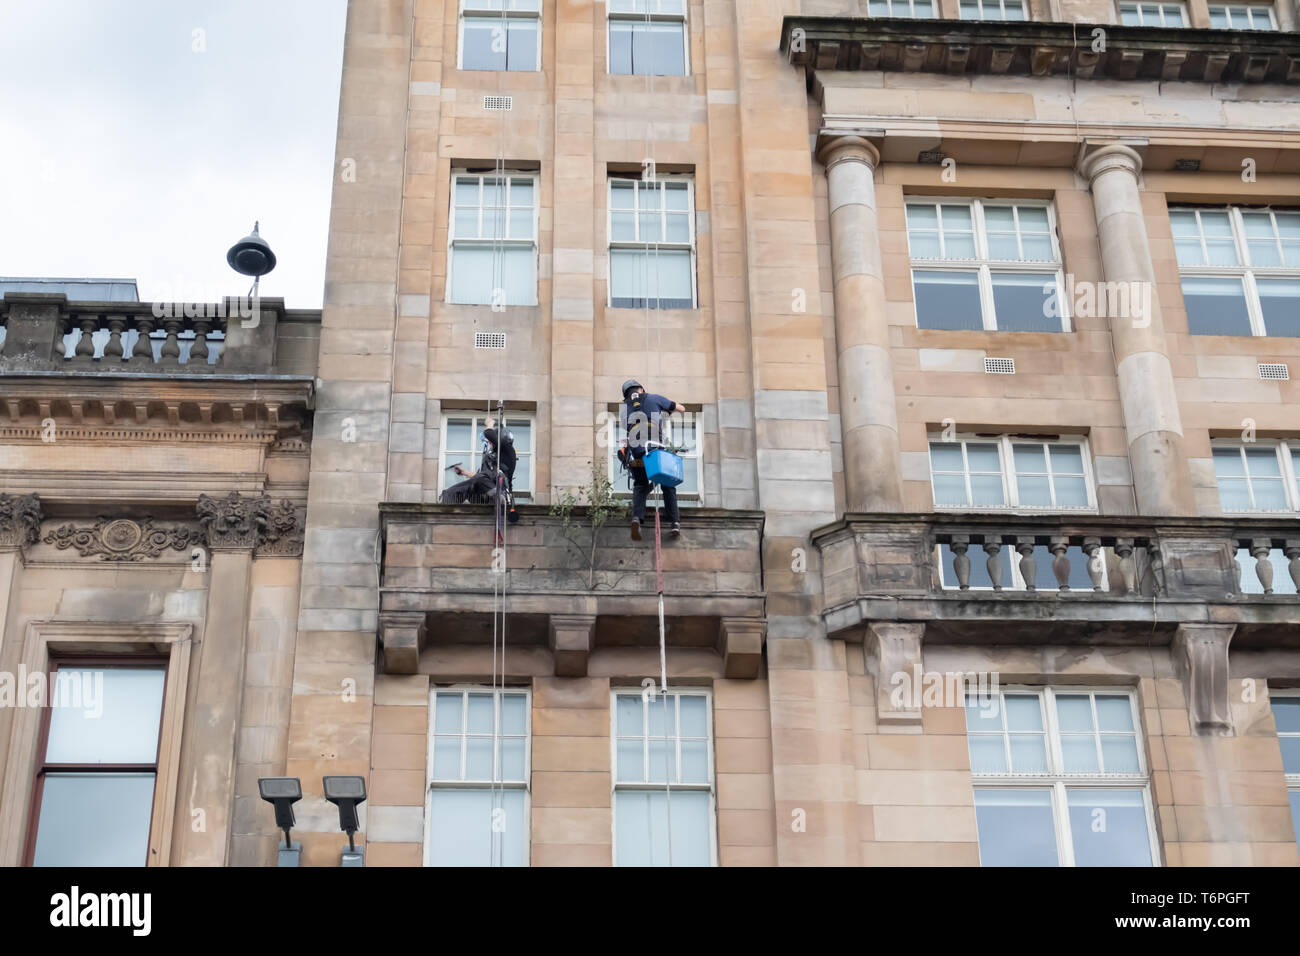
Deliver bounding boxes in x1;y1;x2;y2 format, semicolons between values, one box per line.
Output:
0;493;41;549
43;517;203;561
256;499;305;557
196;492;272;551
1171;623;1236;736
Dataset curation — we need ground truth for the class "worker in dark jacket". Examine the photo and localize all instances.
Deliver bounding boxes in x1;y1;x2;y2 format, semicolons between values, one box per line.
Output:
621;379;685;541
441;417;516;504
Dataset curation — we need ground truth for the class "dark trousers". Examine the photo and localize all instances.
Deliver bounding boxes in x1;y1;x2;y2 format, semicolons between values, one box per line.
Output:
631;467;679;524
441;474;494;504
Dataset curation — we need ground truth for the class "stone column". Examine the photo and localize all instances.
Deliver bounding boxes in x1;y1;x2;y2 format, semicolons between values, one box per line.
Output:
173;493;265;865
817;135;903;513
1078;145;1194;516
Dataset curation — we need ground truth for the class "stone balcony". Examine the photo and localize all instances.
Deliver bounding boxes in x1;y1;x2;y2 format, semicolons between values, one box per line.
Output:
377;503;766;679
813;512;1300;647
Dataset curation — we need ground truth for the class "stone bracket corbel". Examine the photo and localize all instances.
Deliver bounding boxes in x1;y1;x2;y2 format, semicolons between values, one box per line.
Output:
380;611;427;675
549;614;596;677
718;617;765;679
867;621;925;726
0;493;42;555
1170;622;1236;736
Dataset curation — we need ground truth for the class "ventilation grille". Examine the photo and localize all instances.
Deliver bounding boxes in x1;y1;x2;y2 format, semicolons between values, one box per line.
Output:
1259;363;1290;380
984;357;1015;375
483;95;513;111
475;331;507;350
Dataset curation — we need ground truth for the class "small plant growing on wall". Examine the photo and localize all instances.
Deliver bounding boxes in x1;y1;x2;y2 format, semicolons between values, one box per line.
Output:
549;459;626;590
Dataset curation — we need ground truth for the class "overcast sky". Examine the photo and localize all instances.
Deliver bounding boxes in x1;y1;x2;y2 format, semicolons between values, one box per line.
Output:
0;0;347;308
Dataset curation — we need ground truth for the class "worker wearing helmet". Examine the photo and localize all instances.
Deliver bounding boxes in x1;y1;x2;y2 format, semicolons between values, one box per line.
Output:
620;379;686;541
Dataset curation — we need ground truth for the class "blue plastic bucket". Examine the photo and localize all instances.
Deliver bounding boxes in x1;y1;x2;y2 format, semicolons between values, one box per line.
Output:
644;449;684;487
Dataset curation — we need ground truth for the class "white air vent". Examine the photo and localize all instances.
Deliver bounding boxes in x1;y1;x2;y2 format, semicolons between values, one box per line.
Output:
475;331;507;350
1259;363;1289;380
984;357;1015;375
483;95;513;111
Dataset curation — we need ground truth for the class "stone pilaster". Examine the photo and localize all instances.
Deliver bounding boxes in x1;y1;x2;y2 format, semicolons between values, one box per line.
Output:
1077;145;1194;516
0;493;40;682
817;135;903;513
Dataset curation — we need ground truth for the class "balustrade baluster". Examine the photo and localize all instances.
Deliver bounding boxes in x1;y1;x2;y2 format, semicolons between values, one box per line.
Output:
1049;536;1071;591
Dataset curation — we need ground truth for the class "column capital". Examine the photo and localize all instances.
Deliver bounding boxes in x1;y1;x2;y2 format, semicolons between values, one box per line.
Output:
816;132;881;172
196;491;271;551
0;493;42;552
1078;143;1143;185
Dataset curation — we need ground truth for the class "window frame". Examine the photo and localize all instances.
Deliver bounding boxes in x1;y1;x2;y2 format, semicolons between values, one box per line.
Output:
927;433;1099;512
425;684;532;867
906;197;1070;333
1270;689;1300;848
968;686;1160;868
446;169;540;307
438;410;536;501
457;0;542;72
1172;205;1300;338
23;657;169;867
1210;439;1300;514
606;0;690;77
609;687;717;867
606;173;698;310
1118;1;1188;25
958;0;1029;19
868;0;939;16
604;406;704;504
1207;3;1277;28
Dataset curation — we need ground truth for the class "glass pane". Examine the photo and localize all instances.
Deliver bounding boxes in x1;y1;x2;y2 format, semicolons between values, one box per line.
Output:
1181;276;1252;336
1213;446;1246;477
1169;209;1199;236
1056;695;1095;732
1018;206;1049;230
909;233;942;258
966;696;1004;731
455;179;480;206
665;211;691;243
1218;477;1252;511
664;184;689;210
1204;240;1239;267
1067;789;1152;866
1050;444;1085;475
427;789;526;866
506;20;537;71
1096;695;1134;732
466;735;493;779
499;736;526;781
610;180;636;209
611;210;636;241
617;738;644;783
1288;790;1300;845
969;474;1005;507
931;474;967;507
1005;695;1043;731
1173;238;1204;266
965;443;1001;473
1020;235;1054;261
638;211;663;242
941;204;972;230
1248;240;1282;267
1273;698;1300;734
1279;737;1300;775
1257;279;1300;337
508;208;533;240
913;271;982;330
679;695;707;736
467;694;494;733
615;790;711;866
501;694;526;734
450;245;494;305
906;204;939;230
32;773;155;866
869;0;891;12
45;668;165;764
987;234;1020;260
990;272;1059;332
928;442;964;472
1101;735;1141;774
510;178;533;206
648;738;678;782
462;19;506;71
1059;735;1099;773
968;735;1008;773
973;790;1059;866
616;695;643;736
1246;447;1282;477
648;696;676;737
1209;6;1230;25
1200;210;1233;237
454;207;479;239
608;21;634;74
983;206;1015;231
1054;476;1089;507
434;693;463;733
432;737;461;780
680;739;708;783
1009;734;1048;772
1017;475;1052;506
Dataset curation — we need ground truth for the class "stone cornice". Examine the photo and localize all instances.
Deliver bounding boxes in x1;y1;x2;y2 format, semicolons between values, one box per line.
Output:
783;16;1300;85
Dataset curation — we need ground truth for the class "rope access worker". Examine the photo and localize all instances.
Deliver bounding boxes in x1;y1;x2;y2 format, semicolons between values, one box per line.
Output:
441;416;517;508
618;379;685;541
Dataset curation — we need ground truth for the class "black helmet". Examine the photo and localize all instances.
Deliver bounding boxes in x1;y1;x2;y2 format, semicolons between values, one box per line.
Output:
621;379;643;399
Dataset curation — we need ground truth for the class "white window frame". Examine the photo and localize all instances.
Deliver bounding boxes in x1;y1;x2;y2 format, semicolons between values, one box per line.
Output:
457;0;542;72
610;687;717;867
1118;1;1188;25
604;406;703;504
968;686;1160;867
438;411;536;500
928;433;1098;511
906;197;1069;332
869;0;939;16
606;0;690;77
606;174;698;310
1210;439;1300;514
958;0;1029;19
1172;206;1300;338
1274;691;1300;841
1208;3;1277;28
425;685;532;867
446;169;540;306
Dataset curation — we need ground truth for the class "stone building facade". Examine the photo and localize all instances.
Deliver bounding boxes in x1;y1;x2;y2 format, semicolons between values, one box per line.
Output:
2;0;1300;866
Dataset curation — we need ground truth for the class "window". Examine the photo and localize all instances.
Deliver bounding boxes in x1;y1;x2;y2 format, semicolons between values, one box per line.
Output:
929;435;1094;510
869;0;937;15
605;406;703;503
608;0;687;76
1211;441;1300;512
1172;207;1300;337
427;687;530;866
1208;3;1276;28
612;689;714;866
448;171;538;306
608;176;697;309
959;0;1028;19
28;662;166;866
1119;2;1187;25
967;688;1156;866
906;199;1067;332
459;0;540;71
439;412;534;500
1274;693;1300;847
